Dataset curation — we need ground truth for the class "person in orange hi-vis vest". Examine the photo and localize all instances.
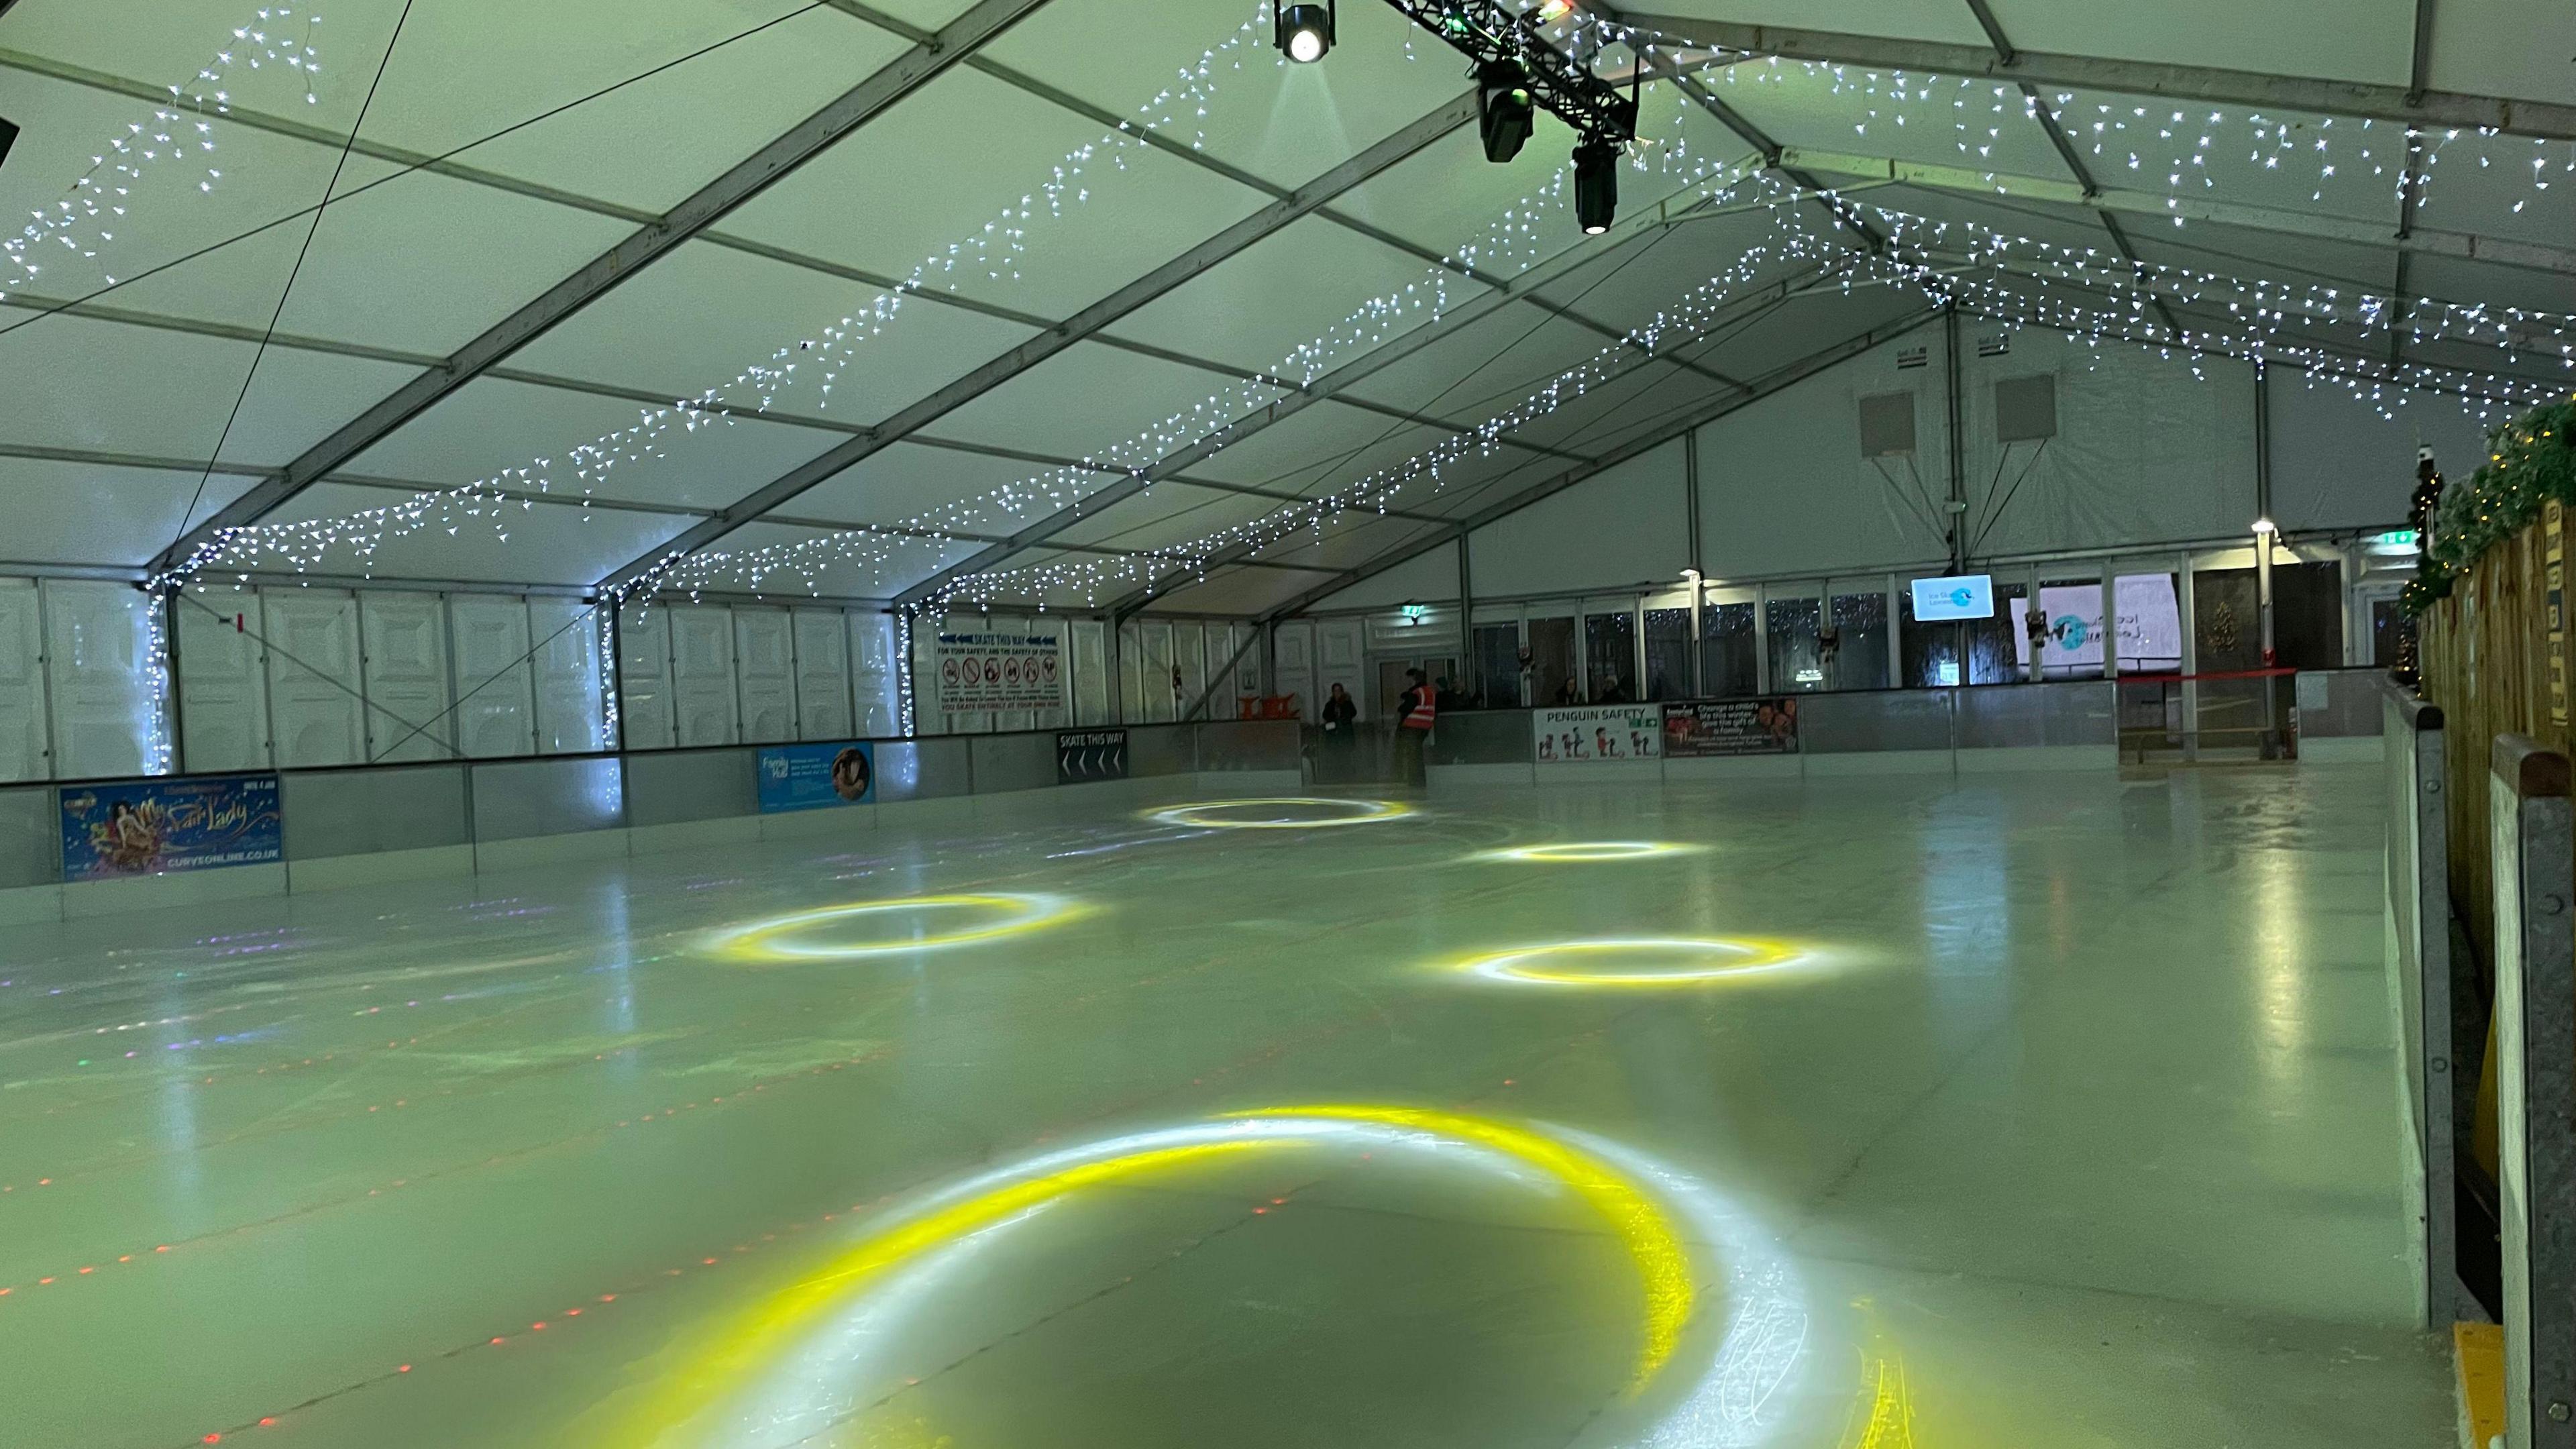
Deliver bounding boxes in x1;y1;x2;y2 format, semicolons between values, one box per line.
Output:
1393;667;1436;786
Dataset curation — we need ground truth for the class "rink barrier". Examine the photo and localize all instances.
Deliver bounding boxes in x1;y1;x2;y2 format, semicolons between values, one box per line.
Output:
2382;684;2460;1330
2489;734;2576;1449
0;719;1302;922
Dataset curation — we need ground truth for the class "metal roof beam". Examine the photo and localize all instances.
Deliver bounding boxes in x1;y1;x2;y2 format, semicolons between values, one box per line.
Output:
598;91;1483;595
1618;12;2576;142
1093;262;1856;617
886;176;1804;610
149;0;1060;574
1787;146;2576;274
1258;309;1947;620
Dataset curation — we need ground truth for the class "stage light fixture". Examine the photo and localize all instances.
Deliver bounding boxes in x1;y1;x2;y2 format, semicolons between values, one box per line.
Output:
1572;136;1619;233
1477;60;1535;163
1275;0;1335;63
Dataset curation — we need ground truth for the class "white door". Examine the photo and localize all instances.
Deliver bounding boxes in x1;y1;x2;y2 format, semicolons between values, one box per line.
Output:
361;592;453;762
1140;620;1175;722
449;594;537;759
732;607;796;743
1071;619;1108;724
1273;621;1314;720
1116;620;1142;723
1316;618;1365;718
616;604;676;750
43;581;158;780
0;580;50;781
669;604;739;747
264;589;365;768
793;608;853;740
850;612;899;737
177;591;270;773
531;598;608;753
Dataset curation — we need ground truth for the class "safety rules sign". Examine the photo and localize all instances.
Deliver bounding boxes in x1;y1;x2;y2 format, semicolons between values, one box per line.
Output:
935;632;1065;712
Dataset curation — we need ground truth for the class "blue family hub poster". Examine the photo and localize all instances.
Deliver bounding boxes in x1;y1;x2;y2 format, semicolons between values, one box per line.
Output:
60;773;284;882
755;741;875;813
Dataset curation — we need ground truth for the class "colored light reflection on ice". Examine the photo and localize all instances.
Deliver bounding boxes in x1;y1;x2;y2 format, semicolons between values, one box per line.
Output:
598;1104;1811;1449
1474;841;1704;863
1458;937;1819;987
707;892;1079;963
1145;797;1413;829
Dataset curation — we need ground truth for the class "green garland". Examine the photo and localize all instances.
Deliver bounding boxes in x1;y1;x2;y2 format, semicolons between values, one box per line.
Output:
2402;398;2576;615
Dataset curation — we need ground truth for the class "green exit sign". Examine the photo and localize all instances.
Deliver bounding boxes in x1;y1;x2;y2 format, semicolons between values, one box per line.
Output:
2374;530;2420;548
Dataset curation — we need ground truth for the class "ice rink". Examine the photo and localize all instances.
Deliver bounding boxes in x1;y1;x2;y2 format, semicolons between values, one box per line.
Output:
0;768;2451;1448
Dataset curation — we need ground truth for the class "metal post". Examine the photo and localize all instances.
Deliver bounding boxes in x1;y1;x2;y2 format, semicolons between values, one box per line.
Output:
2492;734;2576;1449
160;587;188;775
1456;539;1474;701
2385;684;2456;1328
1684;430;1706;698
1946;307;1971;690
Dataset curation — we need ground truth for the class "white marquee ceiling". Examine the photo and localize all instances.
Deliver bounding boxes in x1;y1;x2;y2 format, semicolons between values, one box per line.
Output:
0;0;2568;619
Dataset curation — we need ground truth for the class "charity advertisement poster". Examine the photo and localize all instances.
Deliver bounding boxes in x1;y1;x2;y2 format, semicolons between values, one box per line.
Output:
1532;705;1664;765
755;741;875;813
1662;697;1802;756
58;773;282;881
935;632;1065;712
2008;577;2182;670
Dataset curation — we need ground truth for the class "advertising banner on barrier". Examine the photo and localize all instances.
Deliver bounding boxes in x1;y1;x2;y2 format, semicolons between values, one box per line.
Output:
1057;729;1129;784
1662;697;1802;756
936;632;1065;712
1532;705;1663;765
755;741;875;813
59;773;282;881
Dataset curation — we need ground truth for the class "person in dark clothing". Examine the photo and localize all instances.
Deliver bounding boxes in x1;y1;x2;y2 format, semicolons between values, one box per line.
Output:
1318;682;1358;782
1596;676;1631;704
1552;676;1582;706
1435;675;1466;713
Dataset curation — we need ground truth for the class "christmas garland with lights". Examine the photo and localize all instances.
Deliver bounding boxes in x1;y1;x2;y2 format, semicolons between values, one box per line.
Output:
2402;398;2576;615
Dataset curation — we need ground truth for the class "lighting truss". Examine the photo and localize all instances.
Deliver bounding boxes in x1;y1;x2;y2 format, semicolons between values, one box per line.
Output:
1379;0;1638;142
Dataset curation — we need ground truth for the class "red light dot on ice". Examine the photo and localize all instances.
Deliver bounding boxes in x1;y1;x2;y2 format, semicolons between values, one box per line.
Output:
397;1365;411;1373
599;1294;616;1303
490;1337;505;1346
259;1418;276;1427
203;1436;220;1444
531;1322;547;1331
565;1308;581;1317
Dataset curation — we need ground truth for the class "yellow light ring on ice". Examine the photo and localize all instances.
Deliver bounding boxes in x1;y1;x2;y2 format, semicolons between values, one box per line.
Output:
1228;1105;1691;1387
1475;841;1704;863
602;1106;1707;1449
707;892;1079;963
1144;797;1414;829
1460;937;1813;986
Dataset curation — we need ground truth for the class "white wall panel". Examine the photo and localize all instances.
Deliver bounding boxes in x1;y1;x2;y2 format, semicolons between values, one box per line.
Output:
1315;618;1366;719
177;593;270;773
449;594;537;760
1695;338;1953;580
2267;370;2496;533
1140;619;1176;723
1272;620;1315;720
616;605;676;751
1071;619;1109;725
360;592;453;763
1116;621;1143;723
732;607;797;744
531;598;609;755
264;590;366;769
1315;541;1460;612
1172;620;1206;721
793;609;855;741
42;581;160;780
0;580;52;781
1473;443;1692;596
669;604;740;747
850;612;900;738
1961;333;2259;557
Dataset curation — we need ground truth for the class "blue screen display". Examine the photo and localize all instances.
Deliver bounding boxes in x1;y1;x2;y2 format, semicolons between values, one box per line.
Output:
1910;574;1996;621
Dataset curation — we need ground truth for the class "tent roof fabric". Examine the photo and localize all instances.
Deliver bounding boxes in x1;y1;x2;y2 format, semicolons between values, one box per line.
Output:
1;0;2566;616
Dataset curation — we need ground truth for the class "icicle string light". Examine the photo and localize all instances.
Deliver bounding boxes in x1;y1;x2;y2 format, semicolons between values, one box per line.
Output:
3;5;323;302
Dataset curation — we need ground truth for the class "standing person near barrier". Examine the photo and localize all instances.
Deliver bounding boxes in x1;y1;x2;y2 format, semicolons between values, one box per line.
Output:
1318;682;1358;784
1393;667;1436;786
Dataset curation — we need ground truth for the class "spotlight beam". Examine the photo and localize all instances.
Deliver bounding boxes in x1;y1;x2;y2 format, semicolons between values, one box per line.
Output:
1378;0;1638;144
